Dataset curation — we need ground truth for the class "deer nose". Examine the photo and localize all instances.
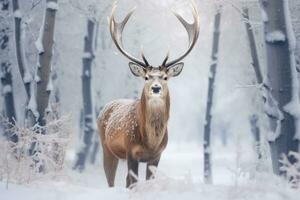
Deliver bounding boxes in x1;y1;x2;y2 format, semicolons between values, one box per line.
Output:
151;86;161;94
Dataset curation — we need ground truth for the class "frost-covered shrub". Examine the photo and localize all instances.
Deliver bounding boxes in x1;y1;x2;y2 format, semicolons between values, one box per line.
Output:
0;114;71;184
279;152;300;188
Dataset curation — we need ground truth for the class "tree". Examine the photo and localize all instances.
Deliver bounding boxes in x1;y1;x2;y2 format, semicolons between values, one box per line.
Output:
36;0;58;126
0;0;17;142
203;8;222;184
260;0;299;175
73;19;98;171
242;7;262;160
12;0;36;127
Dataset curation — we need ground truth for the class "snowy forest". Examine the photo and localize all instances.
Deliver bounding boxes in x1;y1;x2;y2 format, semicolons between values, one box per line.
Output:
1;0;300;199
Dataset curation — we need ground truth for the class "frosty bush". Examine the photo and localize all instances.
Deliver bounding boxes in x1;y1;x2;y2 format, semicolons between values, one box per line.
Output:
279;151;300;188
0;114;71;184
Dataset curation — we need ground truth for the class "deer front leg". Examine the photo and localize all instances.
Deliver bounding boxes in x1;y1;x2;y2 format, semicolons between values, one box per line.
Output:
126;155;139;188
103;145;119;187
146;156;160;180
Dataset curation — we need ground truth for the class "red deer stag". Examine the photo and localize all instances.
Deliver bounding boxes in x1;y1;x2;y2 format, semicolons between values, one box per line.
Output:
97;1;199;188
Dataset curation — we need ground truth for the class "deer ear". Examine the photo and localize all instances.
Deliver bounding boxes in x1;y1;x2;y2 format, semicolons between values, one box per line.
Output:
129;62;146;77
166;62;184;77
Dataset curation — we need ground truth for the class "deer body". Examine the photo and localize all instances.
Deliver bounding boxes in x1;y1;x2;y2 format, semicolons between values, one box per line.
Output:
98;1;199;188
98;91;170;161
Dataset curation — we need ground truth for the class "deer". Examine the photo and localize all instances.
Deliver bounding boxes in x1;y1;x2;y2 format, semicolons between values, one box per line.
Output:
97;1;199;188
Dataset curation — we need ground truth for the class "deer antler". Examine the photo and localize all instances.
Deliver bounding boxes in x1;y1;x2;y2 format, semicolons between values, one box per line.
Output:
109;2;149;68
162;1;200;68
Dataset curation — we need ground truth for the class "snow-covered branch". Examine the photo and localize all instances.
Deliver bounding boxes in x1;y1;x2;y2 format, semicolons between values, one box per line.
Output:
280;152;300;188
0;114;71;184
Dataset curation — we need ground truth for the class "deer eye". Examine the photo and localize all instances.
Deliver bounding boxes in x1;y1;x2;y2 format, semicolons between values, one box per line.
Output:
145;76;149;80
163;76;168;80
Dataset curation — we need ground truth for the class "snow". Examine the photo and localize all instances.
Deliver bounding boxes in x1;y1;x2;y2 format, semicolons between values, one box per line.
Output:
35;15;45;54
265;31;286;43
27;84;39;119
3;0;300;199
13;10;22;19
1;143;300;200
260;7;268;22
84;70;90;77
47;2;59;11
47;77;54;92
83;52;93;59
23;71;32;83
100;99;138;139
2;85;12;94
34;72;41;83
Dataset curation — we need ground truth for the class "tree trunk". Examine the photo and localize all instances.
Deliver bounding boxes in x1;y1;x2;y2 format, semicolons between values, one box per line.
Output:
12;0;31;97
242;7;262;160
36;0;58;126
12;0;36;126
0;0;17;142
203;9;222;184
260;0;299;175
73;19;97;171
249;115;262;159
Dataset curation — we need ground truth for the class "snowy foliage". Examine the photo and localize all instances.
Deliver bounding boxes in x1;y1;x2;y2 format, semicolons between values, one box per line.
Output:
0;114;71;184
280;152;300;188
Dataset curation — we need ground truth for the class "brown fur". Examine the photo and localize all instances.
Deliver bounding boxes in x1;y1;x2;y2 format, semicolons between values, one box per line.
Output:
97;87;170;188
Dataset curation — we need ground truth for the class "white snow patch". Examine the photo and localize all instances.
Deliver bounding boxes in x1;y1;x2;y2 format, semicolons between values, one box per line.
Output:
266;30;286;43
283;101;300;118
260;7;268;22
83;52;93;59
45;102;52;113
2;85;12;94
13;10;22;19
47;2;59;10
27;84;39;119
23;71;32;83
34;73;41;83
35;14;45;54
47;78;53;92
85;70;90;77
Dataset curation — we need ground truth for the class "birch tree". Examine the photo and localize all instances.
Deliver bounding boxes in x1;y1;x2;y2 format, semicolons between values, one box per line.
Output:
11;0;37;127
0;0;17;142
243;7;262;160
260;0;299;175
36;0;58;126
203;8;222;184
73;19;97;171
12;0;31;97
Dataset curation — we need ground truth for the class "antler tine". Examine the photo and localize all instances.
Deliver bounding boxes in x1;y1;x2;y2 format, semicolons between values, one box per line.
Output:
140;47;149;66
109;2;149;67
164;1;200;68
162;51;170;66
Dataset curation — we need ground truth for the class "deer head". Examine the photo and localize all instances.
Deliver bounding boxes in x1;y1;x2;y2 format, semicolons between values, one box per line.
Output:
109;1;199;100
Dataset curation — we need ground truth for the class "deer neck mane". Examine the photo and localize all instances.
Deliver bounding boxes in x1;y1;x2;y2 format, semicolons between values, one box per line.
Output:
138;89;170;150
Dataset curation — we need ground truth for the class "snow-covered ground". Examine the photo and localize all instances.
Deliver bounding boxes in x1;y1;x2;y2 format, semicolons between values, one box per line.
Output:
1;142;300;200
2;0;300;199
